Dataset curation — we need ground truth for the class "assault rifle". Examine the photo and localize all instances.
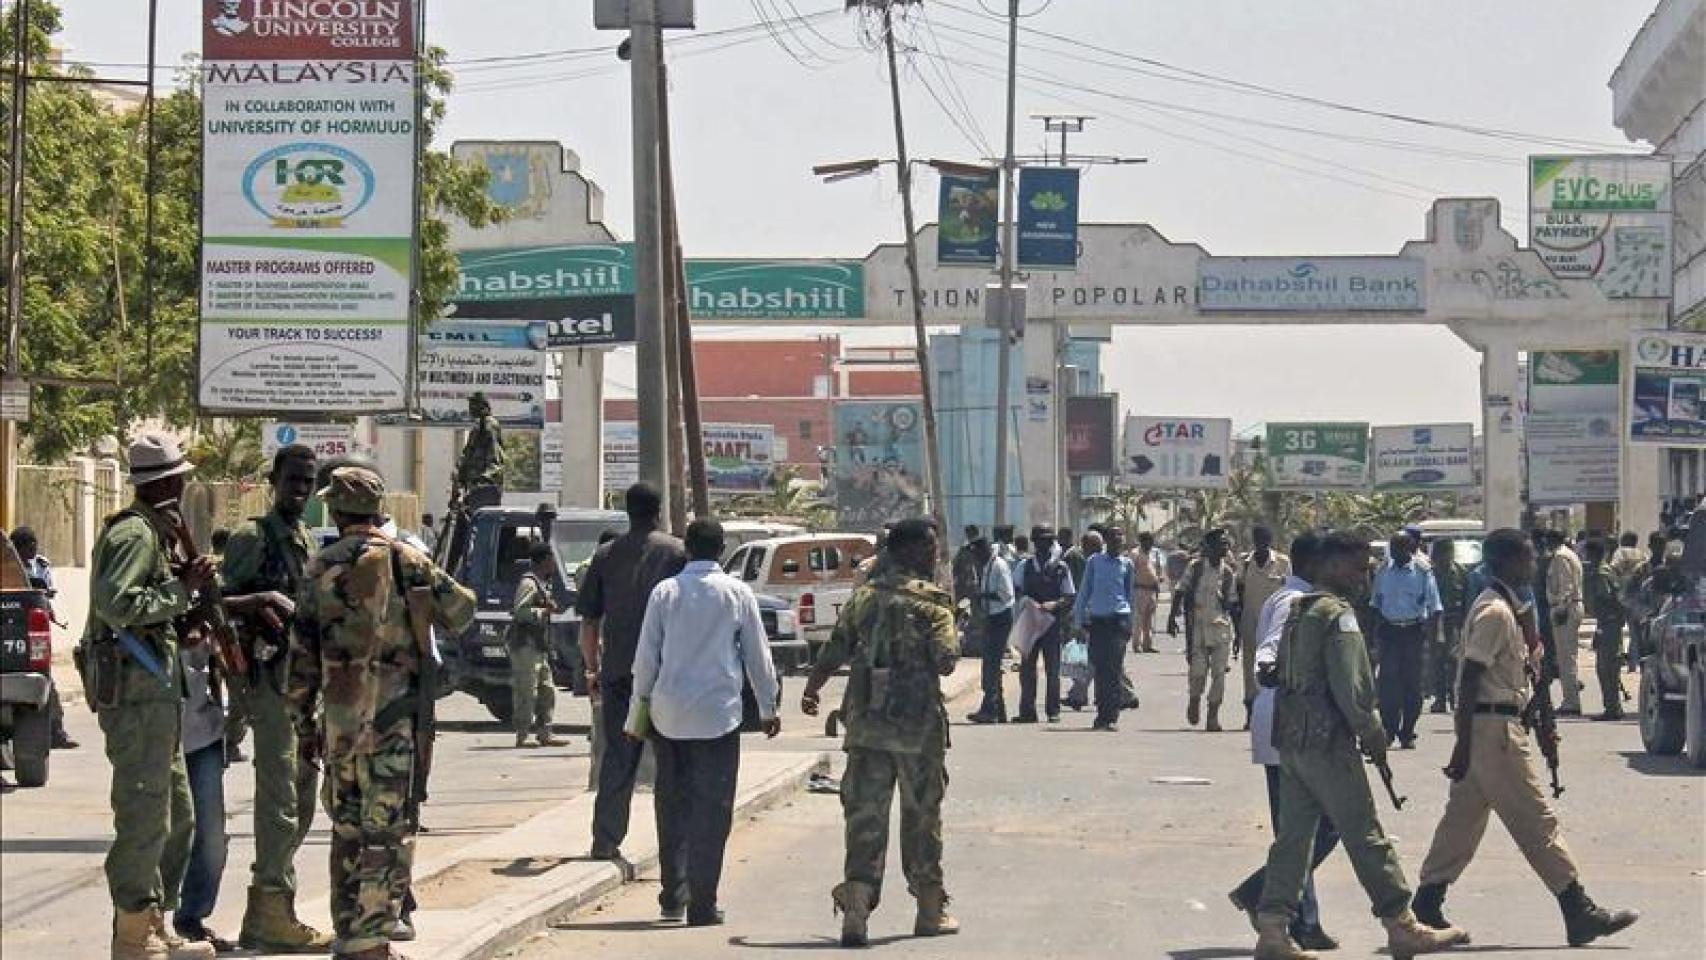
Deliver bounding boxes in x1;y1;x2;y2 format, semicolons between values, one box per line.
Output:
1369;753;1408;810
1522;659;1566;799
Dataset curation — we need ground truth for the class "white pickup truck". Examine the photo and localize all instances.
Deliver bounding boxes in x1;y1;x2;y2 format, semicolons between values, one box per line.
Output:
723;533;877;665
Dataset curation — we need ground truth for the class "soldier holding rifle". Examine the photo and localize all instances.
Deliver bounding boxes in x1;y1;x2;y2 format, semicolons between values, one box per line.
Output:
80;434;217;960
1252;531;1467;960
1411;529;1638;949
288;467;475;960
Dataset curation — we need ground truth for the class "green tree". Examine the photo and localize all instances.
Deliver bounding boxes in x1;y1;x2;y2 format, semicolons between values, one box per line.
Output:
3;1;503;463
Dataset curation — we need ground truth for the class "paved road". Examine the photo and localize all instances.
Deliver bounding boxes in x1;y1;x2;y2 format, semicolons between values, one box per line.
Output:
511;643;1705;960
0;650;872;960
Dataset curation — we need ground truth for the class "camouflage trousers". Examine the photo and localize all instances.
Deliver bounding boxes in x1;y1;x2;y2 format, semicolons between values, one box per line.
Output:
322;722;416;954
840;747;947;903
509;645;556;736
246;679;318;893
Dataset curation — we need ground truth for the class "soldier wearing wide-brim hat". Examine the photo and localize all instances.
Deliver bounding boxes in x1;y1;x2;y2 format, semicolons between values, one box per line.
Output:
82;433;218;959
287;467;475;960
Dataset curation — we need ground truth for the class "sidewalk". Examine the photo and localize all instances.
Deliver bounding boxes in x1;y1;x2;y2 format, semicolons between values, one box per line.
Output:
3;658;982;960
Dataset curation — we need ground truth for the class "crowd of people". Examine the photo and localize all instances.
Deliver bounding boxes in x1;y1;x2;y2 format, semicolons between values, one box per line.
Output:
30;422;1689;958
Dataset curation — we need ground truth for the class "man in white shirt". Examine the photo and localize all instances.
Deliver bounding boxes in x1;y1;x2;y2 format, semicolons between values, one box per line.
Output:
628;519;782;926
967;537;1015;724
1229;533;1341;952
1544;530;1586;714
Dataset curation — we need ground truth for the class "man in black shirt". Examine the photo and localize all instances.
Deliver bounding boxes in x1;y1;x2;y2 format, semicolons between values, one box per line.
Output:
576;483;687;859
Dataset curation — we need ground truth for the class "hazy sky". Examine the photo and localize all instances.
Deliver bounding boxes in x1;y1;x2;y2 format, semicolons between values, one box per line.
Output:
60;0;1658;429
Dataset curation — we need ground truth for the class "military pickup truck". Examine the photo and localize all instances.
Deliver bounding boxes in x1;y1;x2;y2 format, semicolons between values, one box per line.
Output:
0;538;55;787
1638;506;1706;768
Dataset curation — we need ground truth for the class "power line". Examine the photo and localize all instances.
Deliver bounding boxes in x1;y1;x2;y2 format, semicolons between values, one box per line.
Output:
934;0;1631;153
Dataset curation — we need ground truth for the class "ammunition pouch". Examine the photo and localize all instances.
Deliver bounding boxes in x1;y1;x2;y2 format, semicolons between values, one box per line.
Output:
1272;688;1353;752
81;635;124;711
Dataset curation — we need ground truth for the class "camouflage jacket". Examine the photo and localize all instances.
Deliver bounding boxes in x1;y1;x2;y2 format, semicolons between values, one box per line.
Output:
817;569;959;756
287;527;476;754
455;415;506;490
508;572;552;651
1273;592;1385;753
81;500;190;705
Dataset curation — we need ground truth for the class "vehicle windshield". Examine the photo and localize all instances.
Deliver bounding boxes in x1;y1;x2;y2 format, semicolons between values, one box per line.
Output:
555;517;629;570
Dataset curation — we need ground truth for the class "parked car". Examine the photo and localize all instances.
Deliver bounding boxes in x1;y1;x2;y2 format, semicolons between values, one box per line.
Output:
723;533;877;661
1639;507;1706;767
0;538;54;787
720;520;808;561
437;505;581;724
1414;518;1486;566
756;592;806;672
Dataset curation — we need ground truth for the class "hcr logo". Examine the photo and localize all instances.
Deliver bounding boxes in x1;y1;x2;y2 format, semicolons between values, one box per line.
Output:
276;156;346;187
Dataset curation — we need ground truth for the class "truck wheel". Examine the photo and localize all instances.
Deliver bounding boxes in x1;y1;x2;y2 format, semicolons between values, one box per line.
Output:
480;686;515;726
1686;660;1706;770
11;704;51;787
1639;660;1686;756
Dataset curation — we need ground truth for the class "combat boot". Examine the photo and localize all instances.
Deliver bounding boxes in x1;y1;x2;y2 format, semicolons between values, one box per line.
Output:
1187;695;1201;726
1411;882;1460;934
1206;701;1224;732
913;885;959;937
832;881;875;948
150;909;216;959
1557;881;1638;946
1252;912;1316;960
1382;908;1469;959
112;908;170;960
240;887;334;953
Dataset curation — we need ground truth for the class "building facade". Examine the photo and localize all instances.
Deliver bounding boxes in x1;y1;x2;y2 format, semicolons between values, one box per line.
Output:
1611;0;1706;513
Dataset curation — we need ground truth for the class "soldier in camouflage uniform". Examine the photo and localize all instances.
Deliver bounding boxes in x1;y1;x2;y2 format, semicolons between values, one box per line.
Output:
800;518;961;948
83;434;218;960
1253;532;1467;960
219;444;334;952
454;393;505;507
510;541;566;748
288;468;476;960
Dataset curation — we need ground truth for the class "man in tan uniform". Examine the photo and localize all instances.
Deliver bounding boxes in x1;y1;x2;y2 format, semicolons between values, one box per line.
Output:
1236;526;1292;728
1543;530;1585;714
1411;528;1637;948
1170;528;1237;732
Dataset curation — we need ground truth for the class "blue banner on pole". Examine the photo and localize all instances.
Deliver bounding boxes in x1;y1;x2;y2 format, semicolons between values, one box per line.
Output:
936;171;1000;267
1017;167;1081;270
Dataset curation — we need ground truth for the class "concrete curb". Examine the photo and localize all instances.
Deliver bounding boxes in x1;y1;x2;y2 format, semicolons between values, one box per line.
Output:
419;750;829;960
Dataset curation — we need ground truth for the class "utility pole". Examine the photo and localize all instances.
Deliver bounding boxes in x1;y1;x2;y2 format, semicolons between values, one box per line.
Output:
628;0;671;524
868;0;949;548
1;0;31;531
1027;115;1144;527
658;48;710;520
992;0;1020;531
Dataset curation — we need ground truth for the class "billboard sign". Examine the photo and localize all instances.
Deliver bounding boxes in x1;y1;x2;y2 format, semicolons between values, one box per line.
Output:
1527;350;1620;504
1530;155;1672;299
831;402;927;532
685;261;865;320
1265;422;1370;490
452;294;636;348
602;422;778;496
197;0;418;414
455;246;863;321
1371;423;1475;491
260;422;361;462
1064;394;1118;475
1017;166;1080;270
1198;257;1424;312
1630;331;1706;445
1122;416;1232;489
936;170;1000;267
415;321;548;428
